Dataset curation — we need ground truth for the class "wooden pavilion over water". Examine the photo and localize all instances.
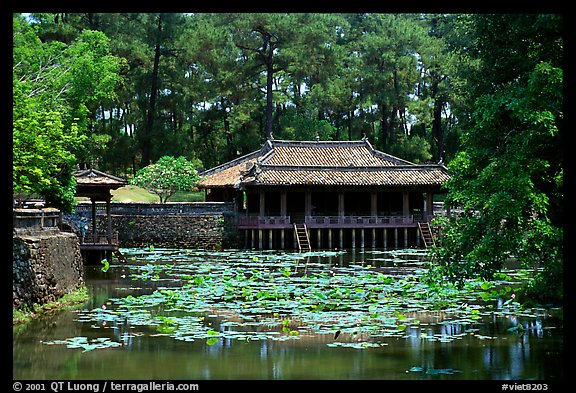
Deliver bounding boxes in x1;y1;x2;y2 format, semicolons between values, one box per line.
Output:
73;168;127;263
197;138;451;250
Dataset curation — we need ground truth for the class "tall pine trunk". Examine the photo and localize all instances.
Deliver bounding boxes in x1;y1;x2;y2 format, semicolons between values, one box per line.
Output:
141;15;163;168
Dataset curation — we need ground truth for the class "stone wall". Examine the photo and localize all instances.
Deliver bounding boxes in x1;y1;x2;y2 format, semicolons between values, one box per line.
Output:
13;228;84;310
84;202;239;249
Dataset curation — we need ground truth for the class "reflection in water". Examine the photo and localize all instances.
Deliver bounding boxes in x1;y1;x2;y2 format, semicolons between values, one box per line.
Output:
13;249;563;380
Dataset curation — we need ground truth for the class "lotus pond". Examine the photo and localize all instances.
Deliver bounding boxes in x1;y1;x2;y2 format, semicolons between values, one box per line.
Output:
13;248;563;380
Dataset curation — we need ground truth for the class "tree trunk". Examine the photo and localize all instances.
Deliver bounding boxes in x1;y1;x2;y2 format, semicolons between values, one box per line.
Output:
141;14;163;168
265;64;273;140
432;97;444;162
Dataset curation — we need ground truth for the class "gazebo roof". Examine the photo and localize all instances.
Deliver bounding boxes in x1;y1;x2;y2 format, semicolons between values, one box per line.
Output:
74;168;127;199
197;139;450;189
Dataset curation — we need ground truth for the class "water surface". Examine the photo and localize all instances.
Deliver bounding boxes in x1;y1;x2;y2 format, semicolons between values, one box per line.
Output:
13;248;563;380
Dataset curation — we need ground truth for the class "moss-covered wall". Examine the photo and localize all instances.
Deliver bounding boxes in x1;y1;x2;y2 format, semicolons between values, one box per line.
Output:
13;228;83;310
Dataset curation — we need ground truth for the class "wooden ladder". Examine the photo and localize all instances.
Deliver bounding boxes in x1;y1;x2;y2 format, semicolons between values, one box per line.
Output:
113;249;127;263
294;223;311;252
418;222;435;248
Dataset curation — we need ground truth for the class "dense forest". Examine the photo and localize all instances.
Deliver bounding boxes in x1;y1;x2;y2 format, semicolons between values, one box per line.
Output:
13;13;563;300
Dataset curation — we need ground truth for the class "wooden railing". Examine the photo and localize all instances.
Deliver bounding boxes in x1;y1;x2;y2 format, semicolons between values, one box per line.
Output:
237;214;434;229
237;216;291;228
81;231;119;245
306;215;414;227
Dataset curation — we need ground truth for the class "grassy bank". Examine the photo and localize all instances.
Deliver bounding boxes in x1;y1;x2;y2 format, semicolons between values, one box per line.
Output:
76;185;206;203
13;285;89;327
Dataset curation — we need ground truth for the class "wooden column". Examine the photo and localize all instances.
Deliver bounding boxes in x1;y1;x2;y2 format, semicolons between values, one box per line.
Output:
402;191;410;217
404;228;408;248
383;228;388;248
425;192;434;221
338;192;345;217
305;190;312;218
259;191;266;216
371;191;377;216
106;195;112;244
269;229;273;249
245;191;249;217
90;197;97;243
280;191;287;217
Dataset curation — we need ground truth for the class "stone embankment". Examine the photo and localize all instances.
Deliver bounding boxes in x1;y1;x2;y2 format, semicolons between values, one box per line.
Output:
78;202;238;249
13;227;83;310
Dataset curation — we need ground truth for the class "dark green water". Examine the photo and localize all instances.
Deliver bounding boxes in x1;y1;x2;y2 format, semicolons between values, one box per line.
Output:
13;248;563;380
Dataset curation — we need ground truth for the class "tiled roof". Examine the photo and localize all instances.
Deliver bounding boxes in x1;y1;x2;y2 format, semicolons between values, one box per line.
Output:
263;140;411;167
74;169;127;187
243;165;451;187
197;157;260;188
197;139;450;189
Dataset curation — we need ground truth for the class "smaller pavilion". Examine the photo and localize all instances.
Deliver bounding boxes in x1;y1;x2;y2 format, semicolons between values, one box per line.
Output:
74;168;127;263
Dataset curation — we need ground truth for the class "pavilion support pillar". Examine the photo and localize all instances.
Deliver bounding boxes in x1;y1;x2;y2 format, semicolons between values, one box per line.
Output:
404;228;408;248
371;192;377;216
402;191;410;218
259;192;266;217
269;229;273;249
305;190;312;218
361;228;365;249
339;229;343;249
251;229;255;249
394;228;398;248
372;228;376;248
425;192;434;221
338;192;345;217
383;228;388;248
328;229;332;249
317;229;321;249
280;192;287;217
280;229;285;249
90;198;97;243
416;230;420;247
258;229;263;249
352;229;356;249
106;195;112;244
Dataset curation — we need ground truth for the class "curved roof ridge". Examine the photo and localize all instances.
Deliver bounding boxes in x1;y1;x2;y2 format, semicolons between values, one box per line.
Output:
270;139;366;147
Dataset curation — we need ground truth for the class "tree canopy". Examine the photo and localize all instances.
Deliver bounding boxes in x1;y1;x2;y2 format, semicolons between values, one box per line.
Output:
428;14;563;302
130;156;201;203
12;12;564;301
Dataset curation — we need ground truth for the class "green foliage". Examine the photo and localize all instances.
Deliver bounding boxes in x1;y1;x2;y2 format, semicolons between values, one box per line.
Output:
130;156;202;203
100;259;110;273
13;15;123;210
16;12;485;173
13;82;82;211
386;134;432;164
429;15;563;302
